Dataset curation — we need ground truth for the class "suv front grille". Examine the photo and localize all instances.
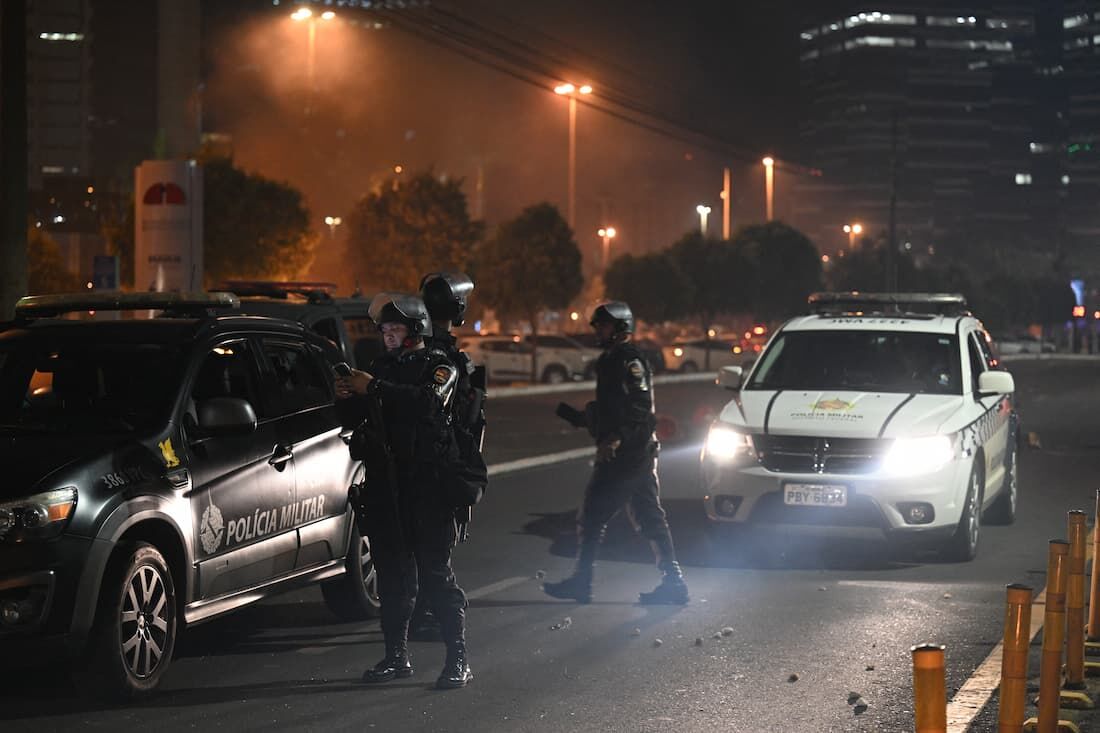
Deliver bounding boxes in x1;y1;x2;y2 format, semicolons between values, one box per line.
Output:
753;435;887;475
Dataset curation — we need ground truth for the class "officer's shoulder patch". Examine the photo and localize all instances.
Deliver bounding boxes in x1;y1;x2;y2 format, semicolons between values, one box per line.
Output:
627;359;644;379
434;365;453;384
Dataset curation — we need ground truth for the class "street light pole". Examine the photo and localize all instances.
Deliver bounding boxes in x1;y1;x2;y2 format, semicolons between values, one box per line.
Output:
762;156;775;221
696;205;711;235
722;166;731;239
324;215;342;238
554;83;592;229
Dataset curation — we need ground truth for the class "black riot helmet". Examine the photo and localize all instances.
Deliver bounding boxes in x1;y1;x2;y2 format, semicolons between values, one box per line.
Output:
419;272;474;327
590;301;635;345
368;292;433;340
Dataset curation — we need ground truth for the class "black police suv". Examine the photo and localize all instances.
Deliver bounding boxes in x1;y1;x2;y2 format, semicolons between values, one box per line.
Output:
0;292;376;700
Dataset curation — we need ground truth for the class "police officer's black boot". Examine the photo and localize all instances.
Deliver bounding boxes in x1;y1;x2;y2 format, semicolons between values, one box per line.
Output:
639;561;689;605
640;535;689;605
542;531;599;603
362;639;414;683
436;610;472;689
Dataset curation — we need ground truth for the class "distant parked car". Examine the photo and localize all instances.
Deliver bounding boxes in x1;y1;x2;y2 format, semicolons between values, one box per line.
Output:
662;338;740;373
995;334;1056;355
459;335;596;383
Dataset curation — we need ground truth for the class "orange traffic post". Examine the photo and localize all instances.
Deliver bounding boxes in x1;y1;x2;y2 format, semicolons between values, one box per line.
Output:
1087;490;1100;652
1028;540;1070;733
999;584;1033;732
912;643;947;733
1064;511;1093;706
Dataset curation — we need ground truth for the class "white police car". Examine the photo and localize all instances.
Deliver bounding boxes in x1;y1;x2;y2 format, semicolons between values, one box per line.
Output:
701;293;1017;561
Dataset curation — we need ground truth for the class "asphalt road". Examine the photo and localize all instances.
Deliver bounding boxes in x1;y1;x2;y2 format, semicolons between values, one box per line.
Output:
3;360;1100;732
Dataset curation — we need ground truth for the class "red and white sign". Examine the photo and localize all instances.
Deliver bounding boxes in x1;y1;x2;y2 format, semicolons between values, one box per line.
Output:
134;160;203;292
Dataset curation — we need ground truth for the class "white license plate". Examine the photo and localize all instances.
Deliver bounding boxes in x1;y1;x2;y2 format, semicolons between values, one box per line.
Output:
784;484;847;507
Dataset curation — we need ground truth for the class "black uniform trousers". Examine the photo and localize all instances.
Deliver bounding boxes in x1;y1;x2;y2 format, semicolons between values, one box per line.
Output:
577;458;675;564
363;489;466;643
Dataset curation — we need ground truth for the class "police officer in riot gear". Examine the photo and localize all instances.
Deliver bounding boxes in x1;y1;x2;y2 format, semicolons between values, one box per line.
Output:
335;293;474;689
408;272;485;640
544;301;689;605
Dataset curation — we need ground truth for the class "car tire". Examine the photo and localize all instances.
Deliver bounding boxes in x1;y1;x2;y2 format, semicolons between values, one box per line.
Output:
542;365;568;384
985;443;1018;525
942;462;982;562
681;361;699;374
322;522;381;621
75;542;178;701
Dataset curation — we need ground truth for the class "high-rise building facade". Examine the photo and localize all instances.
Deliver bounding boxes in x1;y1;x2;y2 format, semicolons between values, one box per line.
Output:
794;3;1078;272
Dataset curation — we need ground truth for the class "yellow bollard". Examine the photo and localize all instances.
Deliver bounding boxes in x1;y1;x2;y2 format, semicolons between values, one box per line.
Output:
1064;511;1091;702
1037;540;1070;733
999;584;1033;733
912;643;947;733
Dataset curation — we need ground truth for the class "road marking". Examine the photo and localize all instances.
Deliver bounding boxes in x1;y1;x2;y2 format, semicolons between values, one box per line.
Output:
466;576;530;600
487;446;595;477
944;541;1092;731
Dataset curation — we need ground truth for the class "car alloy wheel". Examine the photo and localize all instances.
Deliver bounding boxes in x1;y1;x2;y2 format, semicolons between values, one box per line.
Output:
119;563;171;679
360;534;380;607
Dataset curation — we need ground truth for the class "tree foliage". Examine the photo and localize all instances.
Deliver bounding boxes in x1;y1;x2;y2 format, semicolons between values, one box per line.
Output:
346;172;484;293
27;226;83;295
734;222;822;322
603;251;690;323
475;203;583;381
202;156;319;285
667;231;752;330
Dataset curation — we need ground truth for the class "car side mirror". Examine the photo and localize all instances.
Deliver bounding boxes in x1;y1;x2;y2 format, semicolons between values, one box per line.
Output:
196;397;258;437
977;371;1015;396
717;365;743;391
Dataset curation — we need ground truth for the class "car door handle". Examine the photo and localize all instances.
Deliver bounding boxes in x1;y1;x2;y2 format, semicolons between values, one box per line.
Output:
269;444;293;469
340;428;354;445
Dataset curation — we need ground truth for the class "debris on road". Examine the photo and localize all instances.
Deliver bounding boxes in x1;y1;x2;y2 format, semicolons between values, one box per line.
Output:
721;627;734;636
535;569;546;580
695;637;704;646
865;665;875;671
788;673;800;683
712;632;723;639
632;627;642;637
549;616;573;631
943;592;953;599
654;638;663;647
818;586;828;591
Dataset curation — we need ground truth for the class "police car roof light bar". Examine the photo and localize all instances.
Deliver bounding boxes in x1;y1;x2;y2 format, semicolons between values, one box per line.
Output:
807;292;969;317
218;280;337;302
14;291;240;318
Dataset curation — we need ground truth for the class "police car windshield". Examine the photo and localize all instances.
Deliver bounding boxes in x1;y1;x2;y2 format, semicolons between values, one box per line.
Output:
0;337;185;433
746;330;963;395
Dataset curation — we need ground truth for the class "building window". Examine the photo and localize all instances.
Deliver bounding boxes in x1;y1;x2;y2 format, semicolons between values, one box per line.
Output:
800;49;820;61
1030;142;1054;154
800;28;819;41
1065;36;1091;50
927;15;976;27
843;12;917;29
844;36;916;50
38;32;85;42
987;17;1033;31
1062;175;1071;185
928;39;1013;52
1065;14;1090;29
1015;173;1032;185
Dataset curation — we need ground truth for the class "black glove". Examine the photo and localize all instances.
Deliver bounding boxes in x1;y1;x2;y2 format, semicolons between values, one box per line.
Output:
556;402;587;428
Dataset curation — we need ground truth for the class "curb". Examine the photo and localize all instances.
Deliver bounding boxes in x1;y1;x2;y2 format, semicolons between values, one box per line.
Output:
490;371;715;399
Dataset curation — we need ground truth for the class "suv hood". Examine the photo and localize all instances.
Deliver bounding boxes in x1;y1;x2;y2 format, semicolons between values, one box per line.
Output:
0;430;128;501
721;390;964;439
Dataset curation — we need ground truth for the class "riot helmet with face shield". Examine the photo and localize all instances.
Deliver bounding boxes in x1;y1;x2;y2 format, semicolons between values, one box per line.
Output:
419;272;474;327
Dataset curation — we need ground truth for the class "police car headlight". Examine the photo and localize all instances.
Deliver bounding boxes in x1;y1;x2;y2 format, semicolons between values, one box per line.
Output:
0;487;77;542
704;425;754;462
882;436;954;476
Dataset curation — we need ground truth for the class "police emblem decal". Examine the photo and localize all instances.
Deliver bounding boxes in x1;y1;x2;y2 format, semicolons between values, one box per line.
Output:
434;366;450;384
200;503;225;554
627;360;644;379
159;437;180;468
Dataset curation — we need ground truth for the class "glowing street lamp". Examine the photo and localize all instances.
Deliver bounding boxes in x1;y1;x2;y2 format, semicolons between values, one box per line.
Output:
324;215;342;237
292;7;336;106
843;222;863;249
554;82;593;228
762;156;775;221
598;226;617;269
696;204;712;235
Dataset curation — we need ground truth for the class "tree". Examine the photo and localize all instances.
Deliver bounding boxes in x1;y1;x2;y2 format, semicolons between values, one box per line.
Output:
604;251;690;323
345;172;484;293
666;231;752;368
475;203;583;382
734;222;822;322
202;156;319;285
27;225;82;295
